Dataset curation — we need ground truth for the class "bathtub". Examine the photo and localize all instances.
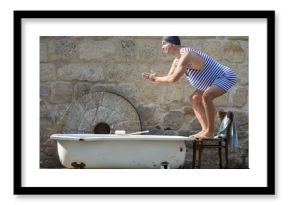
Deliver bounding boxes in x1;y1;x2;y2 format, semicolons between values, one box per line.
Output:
50;134;190;169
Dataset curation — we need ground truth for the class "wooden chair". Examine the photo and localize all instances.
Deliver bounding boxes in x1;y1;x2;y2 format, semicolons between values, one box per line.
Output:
192;111;234;169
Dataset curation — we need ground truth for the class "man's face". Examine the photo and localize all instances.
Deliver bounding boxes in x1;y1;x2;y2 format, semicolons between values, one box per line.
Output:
161;41;172;54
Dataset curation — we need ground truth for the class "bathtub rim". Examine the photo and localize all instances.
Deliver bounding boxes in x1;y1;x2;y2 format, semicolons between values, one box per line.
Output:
50;134;192;141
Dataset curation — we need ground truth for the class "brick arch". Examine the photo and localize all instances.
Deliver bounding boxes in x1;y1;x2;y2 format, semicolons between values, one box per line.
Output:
63;92;141;134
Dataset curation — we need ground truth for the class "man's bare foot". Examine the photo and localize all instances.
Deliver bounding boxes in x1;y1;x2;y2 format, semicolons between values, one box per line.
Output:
199;132;214;139
189;130;205;140
192;131;214;141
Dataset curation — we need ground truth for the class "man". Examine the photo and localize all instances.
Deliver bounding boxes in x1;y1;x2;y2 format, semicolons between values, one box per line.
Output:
142;36;237;140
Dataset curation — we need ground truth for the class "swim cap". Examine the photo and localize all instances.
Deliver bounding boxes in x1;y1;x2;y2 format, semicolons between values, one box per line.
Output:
162;36;181;45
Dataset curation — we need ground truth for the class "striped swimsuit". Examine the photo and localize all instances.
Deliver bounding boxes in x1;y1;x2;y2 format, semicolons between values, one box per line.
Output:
177;48;237;92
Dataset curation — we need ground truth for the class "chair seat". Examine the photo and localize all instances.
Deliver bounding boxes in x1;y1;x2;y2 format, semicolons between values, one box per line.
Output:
194;139;227;149
197;137;225;141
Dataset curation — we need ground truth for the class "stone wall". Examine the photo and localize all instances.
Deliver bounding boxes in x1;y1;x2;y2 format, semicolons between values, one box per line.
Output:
40;36;248;168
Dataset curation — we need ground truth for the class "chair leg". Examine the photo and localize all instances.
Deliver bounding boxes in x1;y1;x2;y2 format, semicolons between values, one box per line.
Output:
192;141;197;169
218;141;222;168
225;144;229;168
198;142;203;169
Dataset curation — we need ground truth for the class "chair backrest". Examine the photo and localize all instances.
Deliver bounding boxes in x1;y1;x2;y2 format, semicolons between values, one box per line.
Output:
216;111;234;141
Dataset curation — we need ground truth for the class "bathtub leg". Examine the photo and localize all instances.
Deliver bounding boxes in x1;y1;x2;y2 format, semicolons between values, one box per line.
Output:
160;162;170;169
71;162;86;169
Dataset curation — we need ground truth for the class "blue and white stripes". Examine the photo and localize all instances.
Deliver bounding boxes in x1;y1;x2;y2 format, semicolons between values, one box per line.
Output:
177;48;237;92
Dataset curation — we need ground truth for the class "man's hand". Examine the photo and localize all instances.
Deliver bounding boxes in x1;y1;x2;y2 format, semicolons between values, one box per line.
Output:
142;70;156;82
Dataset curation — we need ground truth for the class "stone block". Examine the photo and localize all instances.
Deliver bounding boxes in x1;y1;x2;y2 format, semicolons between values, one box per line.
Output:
142;125;164;135
238;40;249;64
114;83;139;103
182;106;194;115
79;40;116;61
74;83;91;100
40;127;51;144
40;157;63;168
164;130;177;135
182;40;203;51
137;104;157;125
161;83;184;104
183;83;195;102
214;92;231;107
104;63;135;82
40;148;56;159
138;63;171;81
135;82;162;103
137;40;159;63
163;110;184;130
90;83;116;93
176;130;192;137
40;42;48;62
178;113;196;132
223;41;246;63
50;82;73;103
202;41;222;61
157;47;174;63
118;39;137;62
237;132;249;144
40;63;56;82
40;99;48;112
231;86;248;107
40;84;51;100
188;117;202;131
40;104;71;128
40;111;53;127
57;63;104;82
72;36;112;41
234;112;249;132
47;38;78;62
235;64;248;85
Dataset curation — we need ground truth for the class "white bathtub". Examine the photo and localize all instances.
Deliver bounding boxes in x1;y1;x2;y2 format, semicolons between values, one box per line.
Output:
50;134;190;169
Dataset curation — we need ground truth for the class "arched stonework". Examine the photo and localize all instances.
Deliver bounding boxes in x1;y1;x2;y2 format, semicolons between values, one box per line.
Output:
63;92;141;134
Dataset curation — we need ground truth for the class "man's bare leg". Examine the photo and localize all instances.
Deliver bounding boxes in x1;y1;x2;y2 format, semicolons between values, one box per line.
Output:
189;90;207;138
199;85;226;139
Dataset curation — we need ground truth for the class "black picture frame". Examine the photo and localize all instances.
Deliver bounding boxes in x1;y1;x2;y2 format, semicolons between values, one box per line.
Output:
14;10;275;195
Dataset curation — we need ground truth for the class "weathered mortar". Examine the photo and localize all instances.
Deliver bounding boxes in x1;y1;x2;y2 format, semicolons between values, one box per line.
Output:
40;36;249;169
